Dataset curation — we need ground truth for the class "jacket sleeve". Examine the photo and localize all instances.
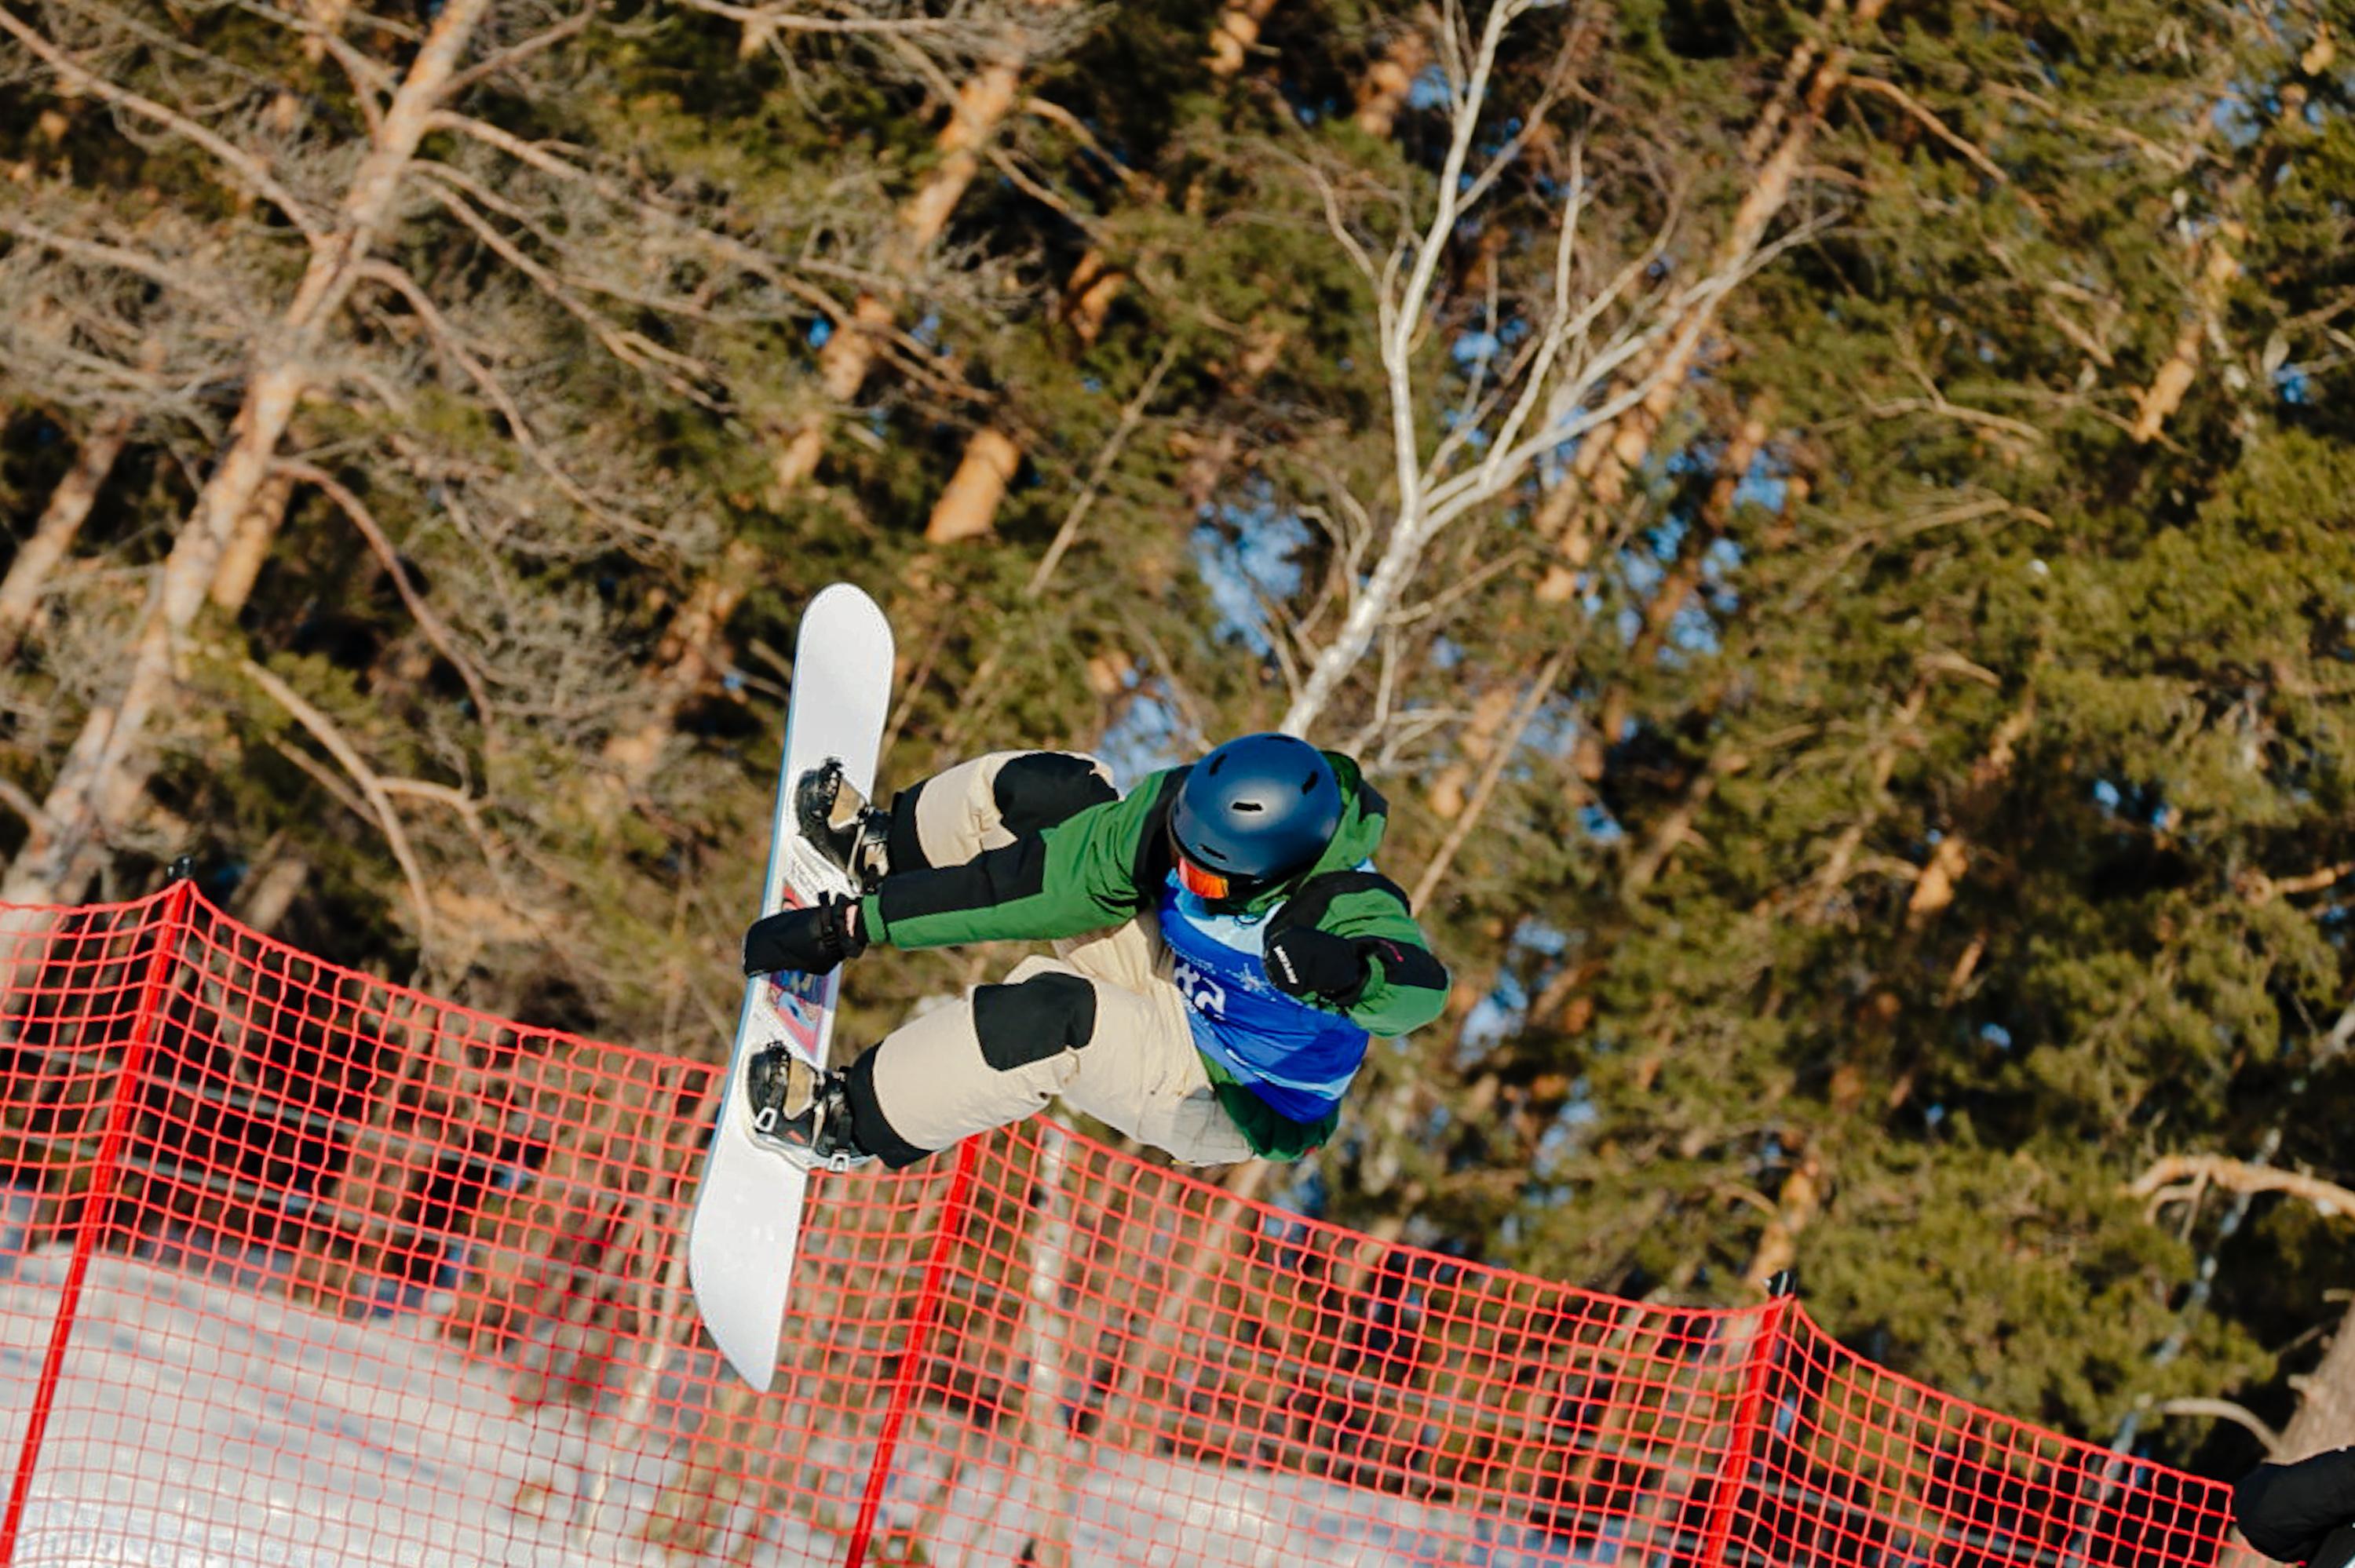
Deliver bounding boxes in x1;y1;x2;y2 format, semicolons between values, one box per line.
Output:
2237;1449;2355;1563
1299;878;1450;1037
857;770;1182;950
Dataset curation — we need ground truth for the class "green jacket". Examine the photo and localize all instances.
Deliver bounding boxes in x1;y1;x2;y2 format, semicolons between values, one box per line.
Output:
858;753;1450;1157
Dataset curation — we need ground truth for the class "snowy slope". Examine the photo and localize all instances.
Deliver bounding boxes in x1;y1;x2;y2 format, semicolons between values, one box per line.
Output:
0;1245;769;1568
0;1244;1590;1568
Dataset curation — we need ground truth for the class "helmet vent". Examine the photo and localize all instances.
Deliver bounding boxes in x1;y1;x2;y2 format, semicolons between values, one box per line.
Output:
1233;801;1264;813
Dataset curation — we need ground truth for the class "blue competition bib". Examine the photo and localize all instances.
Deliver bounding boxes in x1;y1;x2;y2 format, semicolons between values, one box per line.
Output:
1158;878;1370;1125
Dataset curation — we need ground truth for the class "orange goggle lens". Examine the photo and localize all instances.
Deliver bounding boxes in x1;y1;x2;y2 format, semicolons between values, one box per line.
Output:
1175;855;1232;902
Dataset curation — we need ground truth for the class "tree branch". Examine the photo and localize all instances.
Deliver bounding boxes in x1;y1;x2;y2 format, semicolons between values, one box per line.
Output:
418;108;845;323
228;0;394;131
375;777;528;916
0;776;53;847
2149;1397;2280;1457
350;260;666;546
414;174;721;403
240;658;440;971
2130;1155;2355;1221
1024;341;1180;597
0;6;323;239
0;215;241;315
2240;862;2355;906
272;458;498;726
440;4;593;95
1846;75;2009;185
670;0;959;37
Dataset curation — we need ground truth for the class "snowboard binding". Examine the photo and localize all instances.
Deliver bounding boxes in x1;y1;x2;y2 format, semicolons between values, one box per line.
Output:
744;1043;873;1172
795;758;891;894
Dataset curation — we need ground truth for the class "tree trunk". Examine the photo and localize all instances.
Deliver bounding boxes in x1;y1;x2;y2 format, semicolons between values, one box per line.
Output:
1803;680;1929;921
1179;325;1291;507
770;4;1060;497
1901;698;2032;928
2280;1303;2355;1455
230;842;312;932
207;468;298;613
631;5;1065;820
0;407;133;662
1059;246;1125;346
1203;0;1282;76
0;0;498;907
923;0;1305;545
1353;14;1433;137
593;537;763;813
1427;682;1520;821
1557;0;1883;548
1621;744;1746;897
1576;402;1772;778
302;0;353;62
1137;9;1423;520
2130;241;2240;443
1742;1143;1823;1291
922;425;1023;544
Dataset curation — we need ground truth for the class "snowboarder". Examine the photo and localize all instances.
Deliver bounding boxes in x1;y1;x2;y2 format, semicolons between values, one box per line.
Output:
738;732;1450;1171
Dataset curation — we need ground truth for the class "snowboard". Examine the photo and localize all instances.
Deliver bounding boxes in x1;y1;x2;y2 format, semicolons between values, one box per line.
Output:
686;582;893;1392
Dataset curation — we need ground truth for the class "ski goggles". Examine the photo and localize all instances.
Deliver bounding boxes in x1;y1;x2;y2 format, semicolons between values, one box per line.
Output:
1170;830;1280;906
1175;851;1240;903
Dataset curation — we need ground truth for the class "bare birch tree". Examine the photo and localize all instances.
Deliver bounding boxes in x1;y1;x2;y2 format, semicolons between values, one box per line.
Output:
1272;0;1821;742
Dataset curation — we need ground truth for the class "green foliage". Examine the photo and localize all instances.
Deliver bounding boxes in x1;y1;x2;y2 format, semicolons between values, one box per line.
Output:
1802;1140;2272;1432
4;0;2352;1477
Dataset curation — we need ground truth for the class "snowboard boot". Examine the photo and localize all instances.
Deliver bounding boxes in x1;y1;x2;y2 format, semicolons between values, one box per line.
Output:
795;758;891;894
743;1043;874;1172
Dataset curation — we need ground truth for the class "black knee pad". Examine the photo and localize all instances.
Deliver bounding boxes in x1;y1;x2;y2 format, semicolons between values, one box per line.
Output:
973;971;1098;1072
992;753;1116;839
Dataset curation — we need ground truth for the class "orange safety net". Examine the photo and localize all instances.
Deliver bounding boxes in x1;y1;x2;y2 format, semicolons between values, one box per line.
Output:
0;887;2255;1567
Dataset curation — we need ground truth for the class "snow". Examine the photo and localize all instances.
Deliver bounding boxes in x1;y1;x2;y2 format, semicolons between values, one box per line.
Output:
0;1242;1597;1568
0;1246;737;1568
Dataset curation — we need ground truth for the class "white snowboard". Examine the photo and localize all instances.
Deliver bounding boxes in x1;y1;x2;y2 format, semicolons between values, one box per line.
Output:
686;582;894;1391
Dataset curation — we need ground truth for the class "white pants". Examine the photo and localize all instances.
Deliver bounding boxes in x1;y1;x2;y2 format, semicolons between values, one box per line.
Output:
861;753;1255;1168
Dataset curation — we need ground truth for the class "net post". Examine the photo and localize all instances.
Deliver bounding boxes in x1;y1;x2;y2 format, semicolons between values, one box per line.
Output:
844;1136;980;1568
0;878;192;1566
1696;1272;1798;1568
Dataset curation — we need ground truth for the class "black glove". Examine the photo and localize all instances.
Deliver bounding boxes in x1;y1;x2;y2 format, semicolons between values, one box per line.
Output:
2236;1447;2355;1564
1262;926;1367;1006
743;892;869;977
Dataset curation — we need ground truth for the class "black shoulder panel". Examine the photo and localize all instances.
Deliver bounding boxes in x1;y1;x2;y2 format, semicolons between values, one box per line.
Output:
1270;870;1411;935
1128;767;1190;895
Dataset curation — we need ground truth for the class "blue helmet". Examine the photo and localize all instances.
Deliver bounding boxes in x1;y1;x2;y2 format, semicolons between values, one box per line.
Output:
1170;733;1342;903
